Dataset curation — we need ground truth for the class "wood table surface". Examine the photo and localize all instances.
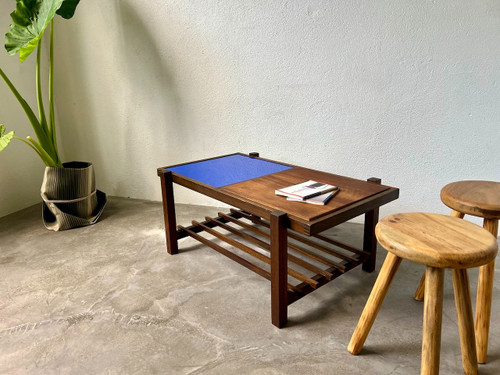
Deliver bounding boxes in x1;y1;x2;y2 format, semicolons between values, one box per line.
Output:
167;155;399;235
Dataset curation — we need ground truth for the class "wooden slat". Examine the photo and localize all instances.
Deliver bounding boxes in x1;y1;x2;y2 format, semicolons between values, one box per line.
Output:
233;209;361;262
314;233;368;256
288;258;367;305
225;212;346;271
191;220;319;288
206;216;269;248
180;213;368;305
179;225;270;280
220;211;346;271
220;211;268;236
193;220;270;264
289;235;357;264
287;242;346;271
179;225;302;294
207;216;334;280
176;210;240;239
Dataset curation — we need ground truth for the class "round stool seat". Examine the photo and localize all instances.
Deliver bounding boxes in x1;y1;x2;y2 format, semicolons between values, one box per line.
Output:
376;212;498;269
441;180;500;219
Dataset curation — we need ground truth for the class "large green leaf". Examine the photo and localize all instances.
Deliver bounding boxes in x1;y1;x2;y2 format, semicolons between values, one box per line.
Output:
5;0;64;62
0;125;15;152
56;0;80;19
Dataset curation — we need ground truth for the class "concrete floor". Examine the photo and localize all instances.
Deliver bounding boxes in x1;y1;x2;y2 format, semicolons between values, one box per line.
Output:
0;197;499;374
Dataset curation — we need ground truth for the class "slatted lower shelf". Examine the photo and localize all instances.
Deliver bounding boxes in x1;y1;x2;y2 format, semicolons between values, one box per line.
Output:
177;209;369;305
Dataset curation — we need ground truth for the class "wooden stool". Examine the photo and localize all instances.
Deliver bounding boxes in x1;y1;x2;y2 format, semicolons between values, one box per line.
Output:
348;213;498;375
414;181;500;363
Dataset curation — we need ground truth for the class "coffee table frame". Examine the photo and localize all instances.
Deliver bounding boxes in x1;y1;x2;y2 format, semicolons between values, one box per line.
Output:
157;152;399;327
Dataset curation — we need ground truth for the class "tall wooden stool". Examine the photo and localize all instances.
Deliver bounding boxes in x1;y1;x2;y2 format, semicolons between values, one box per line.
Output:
348;213;498;375
414;181;500;363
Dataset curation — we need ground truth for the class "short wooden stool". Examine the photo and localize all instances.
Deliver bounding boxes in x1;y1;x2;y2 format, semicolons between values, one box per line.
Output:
348;213;498;375
414;181;500;363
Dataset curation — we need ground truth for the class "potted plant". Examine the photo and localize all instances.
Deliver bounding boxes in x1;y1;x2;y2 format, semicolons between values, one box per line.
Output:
0;0;106;231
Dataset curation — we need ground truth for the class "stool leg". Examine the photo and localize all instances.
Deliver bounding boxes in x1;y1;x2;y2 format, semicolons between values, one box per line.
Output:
475;218;498;364
450;210;466;219
421;266;444;375
348;253;402;355
414;210;465;302
414;273;426;301
452;268;478;375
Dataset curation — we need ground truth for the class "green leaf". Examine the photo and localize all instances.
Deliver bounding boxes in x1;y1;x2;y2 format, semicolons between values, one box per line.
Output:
0;125;15;152
10;0;37;27
56;0;80;19
5;0;65;62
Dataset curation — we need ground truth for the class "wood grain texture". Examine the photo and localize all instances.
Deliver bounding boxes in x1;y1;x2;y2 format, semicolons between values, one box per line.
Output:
205;216;334;280
159;170;178;255
271;211;289;328
166;158;398;235
414;272;426;301
362;178;381;272
452;268;478;375
348;253;402;355
413;210;466;301
221;167;391;222
422;266;444;375
375;213;498;269
441;180;500;219
451;210;465;219
475;218;498;364
475;260;495;364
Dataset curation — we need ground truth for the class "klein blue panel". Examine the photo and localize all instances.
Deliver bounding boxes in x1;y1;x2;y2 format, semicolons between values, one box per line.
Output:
167;154;292;188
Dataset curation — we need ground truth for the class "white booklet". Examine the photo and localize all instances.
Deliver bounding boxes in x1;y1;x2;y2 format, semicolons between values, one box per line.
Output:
275;180;338;200
286;190;339;205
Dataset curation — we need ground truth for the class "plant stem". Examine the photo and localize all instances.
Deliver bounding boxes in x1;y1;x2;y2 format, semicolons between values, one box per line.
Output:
48;19;59;164
36;35;48;134
0;67;60;166
14;135;59;167
27;136;60;167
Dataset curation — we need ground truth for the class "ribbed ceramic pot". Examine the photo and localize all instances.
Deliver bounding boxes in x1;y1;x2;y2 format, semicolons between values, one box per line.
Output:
41;161;106;231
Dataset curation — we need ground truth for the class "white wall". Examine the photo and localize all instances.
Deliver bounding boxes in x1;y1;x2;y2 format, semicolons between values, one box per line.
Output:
0;4;47;218
2;1;500;222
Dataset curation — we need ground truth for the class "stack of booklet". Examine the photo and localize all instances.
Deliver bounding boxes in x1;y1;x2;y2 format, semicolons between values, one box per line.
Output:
275;180;339;205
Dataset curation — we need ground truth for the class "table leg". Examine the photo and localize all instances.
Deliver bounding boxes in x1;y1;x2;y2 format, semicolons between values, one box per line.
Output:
271;211;288;328
362;177;381;273
159;170;178;255
475;218;498;364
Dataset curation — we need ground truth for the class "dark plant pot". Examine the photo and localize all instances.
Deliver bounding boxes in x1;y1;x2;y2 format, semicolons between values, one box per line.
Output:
41;161;107;231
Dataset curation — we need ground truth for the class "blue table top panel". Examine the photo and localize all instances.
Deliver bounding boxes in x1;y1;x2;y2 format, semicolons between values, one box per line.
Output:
167;154;292;188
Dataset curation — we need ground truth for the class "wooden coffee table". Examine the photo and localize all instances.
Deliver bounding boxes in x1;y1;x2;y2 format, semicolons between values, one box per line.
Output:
157;152;399;327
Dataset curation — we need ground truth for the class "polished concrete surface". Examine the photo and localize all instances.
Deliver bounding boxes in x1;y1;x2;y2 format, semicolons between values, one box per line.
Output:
0;197;499;374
